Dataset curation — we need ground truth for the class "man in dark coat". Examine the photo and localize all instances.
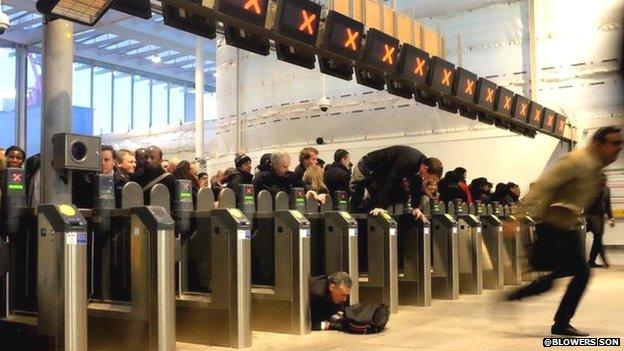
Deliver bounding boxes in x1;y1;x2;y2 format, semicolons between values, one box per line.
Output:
310;272;352;331
225;153;253;197
293;147;319;182
253;151;303;197
324;149;352;195
349;145;443;220
131;145;176;205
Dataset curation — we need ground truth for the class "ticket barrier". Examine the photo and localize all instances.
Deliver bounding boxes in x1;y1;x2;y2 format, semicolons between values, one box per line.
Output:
390;199;431;307
352;211;399;314
503;204;538;283
0;168;87;350
87;183;176;351
232;186;310;335
304;190;359;304
473;202;503;290
175;187;252;348
425;201;459;300
448;201;482;295
494;203;523;285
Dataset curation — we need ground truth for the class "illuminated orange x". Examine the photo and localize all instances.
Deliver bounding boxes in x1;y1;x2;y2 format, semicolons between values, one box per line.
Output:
520;102;528;117
441;69;452;87
382;44;395;64
414;57;426;76
485;88;495;103
464;79;475;95
503;96;512;110
244;0;261;15
558;120;565;131
546;114;555;127
344;28;359;50
299;10;316;35
534;108;542;122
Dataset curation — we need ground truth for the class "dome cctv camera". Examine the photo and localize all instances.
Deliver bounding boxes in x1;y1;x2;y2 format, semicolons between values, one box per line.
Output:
0;2;9;35
318;97;331;112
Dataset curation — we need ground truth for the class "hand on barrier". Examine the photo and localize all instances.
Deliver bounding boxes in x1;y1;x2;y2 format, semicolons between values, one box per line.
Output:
412;208;429;224
316;193;328;205
370;208;388;217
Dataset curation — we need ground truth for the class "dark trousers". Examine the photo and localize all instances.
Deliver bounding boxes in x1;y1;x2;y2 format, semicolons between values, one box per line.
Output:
515;224;591;325
588;232;607;265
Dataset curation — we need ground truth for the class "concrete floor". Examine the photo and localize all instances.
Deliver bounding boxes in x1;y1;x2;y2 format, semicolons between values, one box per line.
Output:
179;252;624;351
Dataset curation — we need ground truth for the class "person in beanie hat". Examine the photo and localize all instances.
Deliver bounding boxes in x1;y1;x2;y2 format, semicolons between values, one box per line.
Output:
255;153;272;177
225;153;254;201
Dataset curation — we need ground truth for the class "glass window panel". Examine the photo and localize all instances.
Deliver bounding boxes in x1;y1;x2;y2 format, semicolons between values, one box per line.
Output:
133;76;150;130
204;92;217;120
184;89;195;122
73;63;91;108
92;67;112;135
26;53;42;155
169;85;185;125
0;47;17;147
113;72;132;133
151;80;168;127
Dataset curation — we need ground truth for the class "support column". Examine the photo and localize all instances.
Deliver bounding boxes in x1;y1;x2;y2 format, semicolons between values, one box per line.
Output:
15;45;27;149
40;19;74;204
235;48;242;153
528;0;538;100
195;38;205;166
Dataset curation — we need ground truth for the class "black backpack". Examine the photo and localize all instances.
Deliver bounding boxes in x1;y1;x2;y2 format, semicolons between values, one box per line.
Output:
342;303;389;334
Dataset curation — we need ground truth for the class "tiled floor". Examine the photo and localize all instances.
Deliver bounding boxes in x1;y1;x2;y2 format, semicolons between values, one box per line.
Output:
178;252;624;351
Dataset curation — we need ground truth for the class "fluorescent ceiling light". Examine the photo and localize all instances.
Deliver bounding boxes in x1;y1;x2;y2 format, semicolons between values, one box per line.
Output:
36;0;115;26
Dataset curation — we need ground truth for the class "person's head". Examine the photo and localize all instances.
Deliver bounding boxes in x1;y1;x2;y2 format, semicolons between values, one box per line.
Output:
161;160;171;172
423;178;438;197
0;147;5;158
257;153;272;173
444;170;462;185
591;126;623;165
507;182;520;197
328;272;352;304
223;167;237;181
215;169;225;183
299;147;319;168
191;161;200;177
100;145;116;175
303;165;327;192
116;149;136;176
494;182;508;195
173;160;200;189
235;153;252;174
5;146;26;169
454;167;467;182
135;147;148;171
198;172;209;188
271;151;292;177
419;157;443;183
334;149;350;168
169;157;181;172
0;151;6;171
146;145;163;170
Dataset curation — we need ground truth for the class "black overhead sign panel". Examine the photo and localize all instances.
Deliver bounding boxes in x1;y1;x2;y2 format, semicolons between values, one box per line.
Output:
475;78;497;110
494;87;514;117
396;44;430;88
428;56;455;96
512;95;531;123
452;67;478;104
361;28;400;73
322;10;365;61
217;0;269;27
541;108;557;133
528;102;543;128
274;0;321;46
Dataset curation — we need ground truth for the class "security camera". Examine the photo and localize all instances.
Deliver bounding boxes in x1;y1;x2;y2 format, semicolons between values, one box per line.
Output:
318;97;331;112
0;0;8;35
0;10;9;35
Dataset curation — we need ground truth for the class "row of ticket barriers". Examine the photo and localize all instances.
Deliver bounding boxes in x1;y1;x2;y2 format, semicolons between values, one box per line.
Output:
0;167;586;350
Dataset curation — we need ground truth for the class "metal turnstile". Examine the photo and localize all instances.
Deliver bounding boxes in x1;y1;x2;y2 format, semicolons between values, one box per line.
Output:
323;207;359;305
449;201;482;295
474;203;503;290
353;212;399;314
495;204;522;285
176;187;252;348
427;201;459;300
88;183;176;351
392;200;431;307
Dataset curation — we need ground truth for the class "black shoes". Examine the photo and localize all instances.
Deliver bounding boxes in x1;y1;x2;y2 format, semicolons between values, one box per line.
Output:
588;262;609;269
551;324;590;337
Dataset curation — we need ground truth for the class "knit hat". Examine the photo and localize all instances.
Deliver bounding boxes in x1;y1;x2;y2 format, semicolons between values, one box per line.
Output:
235;153;252;168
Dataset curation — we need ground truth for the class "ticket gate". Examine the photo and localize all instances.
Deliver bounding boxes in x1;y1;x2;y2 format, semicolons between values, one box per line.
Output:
495;203;523;285
0;168;88;351
353;212;399;314
391;200;431;307
474;203;503;290
175;187;252;348
233;186;310;335
448;201;482;295
88;183;176;351
426;200;459;300
305;190;359;305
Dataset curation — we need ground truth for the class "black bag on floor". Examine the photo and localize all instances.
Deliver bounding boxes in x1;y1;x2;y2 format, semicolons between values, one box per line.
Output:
341;303;389;334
